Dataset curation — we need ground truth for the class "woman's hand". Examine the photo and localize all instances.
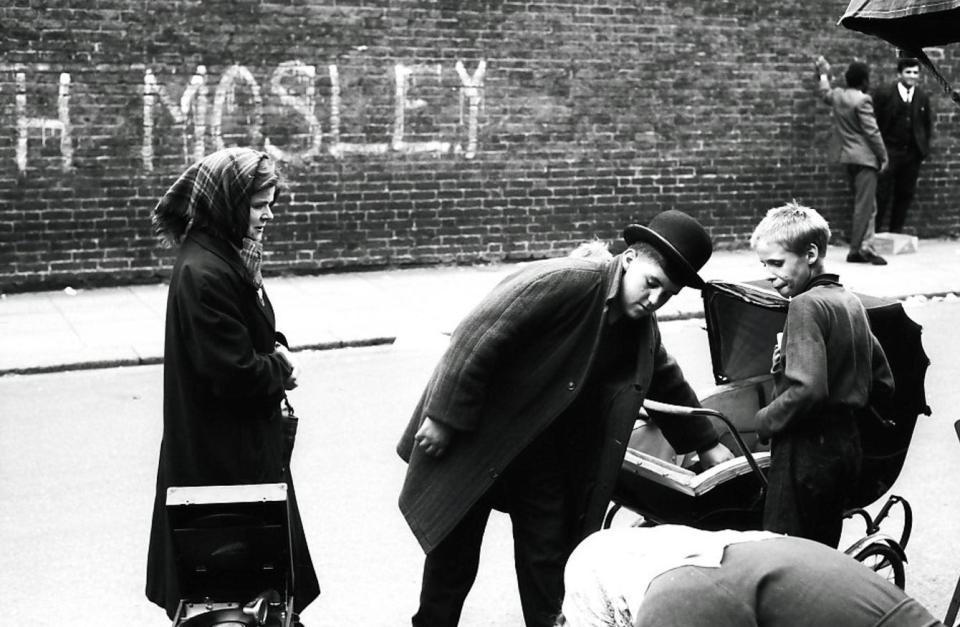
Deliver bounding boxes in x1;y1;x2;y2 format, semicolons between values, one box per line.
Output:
415;416;453;457
274;343;300;390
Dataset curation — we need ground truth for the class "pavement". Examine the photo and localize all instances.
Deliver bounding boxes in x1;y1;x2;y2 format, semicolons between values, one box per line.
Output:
2;239;959;375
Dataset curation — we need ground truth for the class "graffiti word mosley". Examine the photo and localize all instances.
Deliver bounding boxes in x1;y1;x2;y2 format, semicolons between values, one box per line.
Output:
4;60;486;173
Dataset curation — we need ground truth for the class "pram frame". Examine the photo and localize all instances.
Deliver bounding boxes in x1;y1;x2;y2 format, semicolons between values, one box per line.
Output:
606;279;931;590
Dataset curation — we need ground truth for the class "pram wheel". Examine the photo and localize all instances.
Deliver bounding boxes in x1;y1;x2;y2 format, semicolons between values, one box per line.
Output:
853;541;906;590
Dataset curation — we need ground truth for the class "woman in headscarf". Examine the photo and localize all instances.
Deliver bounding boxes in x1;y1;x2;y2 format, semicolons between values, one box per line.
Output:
145;147;320;621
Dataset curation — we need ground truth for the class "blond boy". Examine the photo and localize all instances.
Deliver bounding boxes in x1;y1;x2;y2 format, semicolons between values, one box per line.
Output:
750;202;894;546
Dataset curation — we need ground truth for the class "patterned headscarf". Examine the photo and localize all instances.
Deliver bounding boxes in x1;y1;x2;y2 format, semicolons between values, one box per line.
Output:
151;147;277;248
152;147;277;288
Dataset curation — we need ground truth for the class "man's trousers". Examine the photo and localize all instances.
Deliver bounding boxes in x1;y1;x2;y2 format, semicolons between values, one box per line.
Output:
763;412;861;548
846;164;880;254
412;429;573;627
876;148;923;233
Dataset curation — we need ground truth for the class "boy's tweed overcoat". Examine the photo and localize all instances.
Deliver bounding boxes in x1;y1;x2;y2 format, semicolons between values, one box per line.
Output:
397;255;718;553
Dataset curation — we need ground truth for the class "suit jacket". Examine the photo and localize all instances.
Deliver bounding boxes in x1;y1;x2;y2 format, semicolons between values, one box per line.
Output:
872;82;932;159
145;230;319;617
819;85;888;168
396;256;719;553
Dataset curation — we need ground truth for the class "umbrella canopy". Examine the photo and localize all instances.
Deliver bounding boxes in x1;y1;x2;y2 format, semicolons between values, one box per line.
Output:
839;0;960;106
839;0;960;49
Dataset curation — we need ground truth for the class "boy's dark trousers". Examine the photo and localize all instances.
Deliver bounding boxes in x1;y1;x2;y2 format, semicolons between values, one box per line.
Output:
763;410;862;548
412;427;574;627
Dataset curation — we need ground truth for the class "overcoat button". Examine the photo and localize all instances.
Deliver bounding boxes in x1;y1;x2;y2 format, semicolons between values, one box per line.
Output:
567;381;576;391
489;468;499;479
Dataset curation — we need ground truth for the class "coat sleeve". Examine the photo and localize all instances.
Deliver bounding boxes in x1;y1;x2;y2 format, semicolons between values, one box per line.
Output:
871;86;889;132
921;91;933;155
646;322;720;454
858;95;889;167
755;297;829;441
176;263;292;403
423;267;600;432
817;79;834;105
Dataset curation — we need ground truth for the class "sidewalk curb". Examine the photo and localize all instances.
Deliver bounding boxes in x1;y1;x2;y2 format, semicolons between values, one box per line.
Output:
0;337;397;377
5;290;957;378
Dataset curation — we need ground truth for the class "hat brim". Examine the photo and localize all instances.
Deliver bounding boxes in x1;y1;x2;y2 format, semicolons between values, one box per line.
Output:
624;225;706;289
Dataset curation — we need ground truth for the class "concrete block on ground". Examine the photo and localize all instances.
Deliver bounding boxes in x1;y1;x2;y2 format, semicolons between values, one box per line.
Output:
873;232;919;255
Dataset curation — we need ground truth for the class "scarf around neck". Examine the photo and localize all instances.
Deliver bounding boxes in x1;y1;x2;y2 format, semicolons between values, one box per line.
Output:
237;237;264;290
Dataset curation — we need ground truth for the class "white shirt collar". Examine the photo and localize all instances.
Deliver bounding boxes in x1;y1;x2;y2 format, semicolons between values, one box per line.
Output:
898;82;914;103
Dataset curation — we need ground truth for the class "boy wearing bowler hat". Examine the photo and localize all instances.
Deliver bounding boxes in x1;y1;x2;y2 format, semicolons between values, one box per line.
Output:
397;209;734;627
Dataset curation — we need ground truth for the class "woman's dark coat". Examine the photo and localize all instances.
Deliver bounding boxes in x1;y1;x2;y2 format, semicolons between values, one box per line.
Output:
397;256;719;554
145;231;319;616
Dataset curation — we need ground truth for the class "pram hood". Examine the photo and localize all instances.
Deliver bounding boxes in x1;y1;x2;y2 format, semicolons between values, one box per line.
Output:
701;280;932;508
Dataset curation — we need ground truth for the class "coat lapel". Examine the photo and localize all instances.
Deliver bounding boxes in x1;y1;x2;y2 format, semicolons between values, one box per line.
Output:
188;231;276;328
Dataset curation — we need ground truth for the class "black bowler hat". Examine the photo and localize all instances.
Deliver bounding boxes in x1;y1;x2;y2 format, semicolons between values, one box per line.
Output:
622;210;713;289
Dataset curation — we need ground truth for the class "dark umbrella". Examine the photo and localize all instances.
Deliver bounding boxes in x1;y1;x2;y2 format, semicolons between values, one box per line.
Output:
839;0;960;106
840;0;960;48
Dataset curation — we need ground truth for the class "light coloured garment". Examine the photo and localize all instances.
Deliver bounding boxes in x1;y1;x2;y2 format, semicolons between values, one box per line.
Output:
560;525;779;627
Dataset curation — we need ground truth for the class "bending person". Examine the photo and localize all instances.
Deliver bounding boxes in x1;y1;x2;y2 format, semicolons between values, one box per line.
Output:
558;525;942;627
398;210;734;627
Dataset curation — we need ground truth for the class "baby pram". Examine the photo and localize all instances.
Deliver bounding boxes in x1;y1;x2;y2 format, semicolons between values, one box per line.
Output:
606;280;932;589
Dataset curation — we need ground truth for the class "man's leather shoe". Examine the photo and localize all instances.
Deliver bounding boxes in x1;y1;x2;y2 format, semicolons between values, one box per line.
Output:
847;250;887;265
846;251;869;263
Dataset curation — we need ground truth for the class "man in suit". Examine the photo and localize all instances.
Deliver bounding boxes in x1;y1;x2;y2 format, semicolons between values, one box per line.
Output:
815;56;889;265
873;57;933;233
397;210;735;627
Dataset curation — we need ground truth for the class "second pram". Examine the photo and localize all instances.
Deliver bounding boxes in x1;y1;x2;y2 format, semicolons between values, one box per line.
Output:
606;280;932;589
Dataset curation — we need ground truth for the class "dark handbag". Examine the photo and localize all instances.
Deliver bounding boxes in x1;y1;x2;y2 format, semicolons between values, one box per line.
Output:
280;395;299;466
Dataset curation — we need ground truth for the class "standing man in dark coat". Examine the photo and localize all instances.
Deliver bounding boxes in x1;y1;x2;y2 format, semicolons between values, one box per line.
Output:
873;57;933;233
145;148;320;621
397;210;734;627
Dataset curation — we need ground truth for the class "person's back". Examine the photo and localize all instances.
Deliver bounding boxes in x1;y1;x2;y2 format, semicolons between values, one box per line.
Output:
785;281;881;410
558;525;943;627
634;533;943;627
813;57;889;264
817;60;886;169
823;87;880;166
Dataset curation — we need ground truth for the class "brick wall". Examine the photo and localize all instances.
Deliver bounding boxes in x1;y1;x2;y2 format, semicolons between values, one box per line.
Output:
1;0;958;292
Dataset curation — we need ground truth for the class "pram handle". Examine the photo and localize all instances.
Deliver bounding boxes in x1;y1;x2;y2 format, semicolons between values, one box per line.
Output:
642;399;768;489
